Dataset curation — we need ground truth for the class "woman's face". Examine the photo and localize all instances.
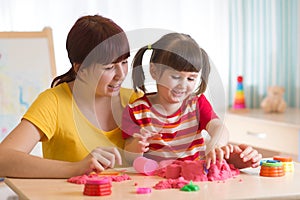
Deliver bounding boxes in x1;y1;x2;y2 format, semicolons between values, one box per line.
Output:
95;59;128;97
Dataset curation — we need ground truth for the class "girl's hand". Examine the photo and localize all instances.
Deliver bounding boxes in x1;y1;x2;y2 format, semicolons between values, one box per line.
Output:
132;129;161;153
79;146;122;175
229;144;262;168
205;144;234;169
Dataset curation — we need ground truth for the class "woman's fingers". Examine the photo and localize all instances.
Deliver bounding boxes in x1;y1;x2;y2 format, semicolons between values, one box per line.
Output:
251;153;262;167
90;157;105;173
103;147;122;166
91;149;113;168
91;147;122;168
238;144;262;167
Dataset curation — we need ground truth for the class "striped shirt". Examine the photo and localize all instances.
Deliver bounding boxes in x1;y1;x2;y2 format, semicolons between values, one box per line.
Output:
122;94;218;161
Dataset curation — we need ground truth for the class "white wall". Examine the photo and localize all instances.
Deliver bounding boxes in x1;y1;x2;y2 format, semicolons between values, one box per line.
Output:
0;0;230;115
0;0;229;85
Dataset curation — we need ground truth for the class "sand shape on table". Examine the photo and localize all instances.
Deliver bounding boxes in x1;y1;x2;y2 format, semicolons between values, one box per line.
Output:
153;159;240;190
156;159;240;182
67;173;131;184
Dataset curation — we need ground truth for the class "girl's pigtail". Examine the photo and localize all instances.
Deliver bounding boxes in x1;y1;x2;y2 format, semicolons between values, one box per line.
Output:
195;48;211;95
132;46;148;92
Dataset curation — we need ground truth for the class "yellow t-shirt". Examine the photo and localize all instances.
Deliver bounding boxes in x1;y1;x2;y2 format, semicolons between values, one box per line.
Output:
23;83;142;162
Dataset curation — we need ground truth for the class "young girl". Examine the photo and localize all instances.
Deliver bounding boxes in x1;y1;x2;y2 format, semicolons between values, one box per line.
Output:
122;33;261;169
0;15;142;178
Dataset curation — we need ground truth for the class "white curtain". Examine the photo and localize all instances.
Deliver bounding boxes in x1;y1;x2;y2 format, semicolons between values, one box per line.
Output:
228;0;300;109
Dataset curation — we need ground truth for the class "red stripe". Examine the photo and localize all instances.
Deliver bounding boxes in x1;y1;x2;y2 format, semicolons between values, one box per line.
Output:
145;151;200;162
149;138;204;151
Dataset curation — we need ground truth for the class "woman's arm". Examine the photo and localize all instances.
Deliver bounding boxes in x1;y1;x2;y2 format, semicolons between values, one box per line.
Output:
0;120;121;178
0;120;84;178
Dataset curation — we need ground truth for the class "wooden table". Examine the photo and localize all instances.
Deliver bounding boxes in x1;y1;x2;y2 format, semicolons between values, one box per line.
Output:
5;163;300;200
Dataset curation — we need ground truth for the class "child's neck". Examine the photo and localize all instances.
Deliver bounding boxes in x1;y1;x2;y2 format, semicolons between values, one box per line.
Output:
148;94;182;116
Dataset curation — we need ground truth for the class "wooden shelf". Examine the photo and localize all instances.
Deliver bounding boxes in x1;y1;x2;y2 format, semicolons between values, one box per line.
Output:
225;108;300;161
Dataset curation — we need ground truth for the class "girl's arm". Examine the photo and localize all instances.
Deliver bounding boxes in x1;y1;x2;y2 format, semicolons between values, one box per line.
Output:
206;118;229;147
205;118;229;155
205;118;230;168
123;136;145;164
0;120;121;178
124;130;161;164
204;119;262;169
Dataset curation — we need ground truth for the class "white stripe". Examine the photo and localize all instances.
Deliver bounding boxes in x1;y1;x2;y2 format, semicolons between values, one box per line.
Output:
132;98;197;124
129;99;150;108
142;120;198;134
133;110;197;125
147;146;206;159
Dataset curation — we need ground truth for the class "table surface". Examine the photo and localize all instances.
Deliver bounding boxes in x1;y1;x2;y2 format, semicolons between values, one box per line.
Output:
5;163;300;200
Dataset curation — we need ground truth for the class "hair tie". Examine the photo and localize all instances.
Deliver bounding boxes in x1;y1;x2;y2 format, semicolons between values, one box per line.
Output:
147;44;152;50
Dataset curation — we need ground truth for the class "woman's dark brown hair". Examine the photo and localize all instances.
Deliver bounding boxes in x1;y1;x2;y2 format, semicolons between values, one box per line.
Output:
51;15;130;87
132;33;210;95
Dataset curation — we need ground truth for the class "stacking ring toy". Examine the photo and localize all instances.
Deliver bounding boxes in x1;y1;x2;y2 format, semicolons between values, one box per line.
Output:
260;160;285;177
273;156;294;172
83;178;112;196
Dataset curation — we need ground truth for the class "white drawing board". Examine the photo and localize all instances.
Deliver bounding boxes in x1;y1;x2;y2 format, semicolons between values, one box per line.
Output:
0;28;56;155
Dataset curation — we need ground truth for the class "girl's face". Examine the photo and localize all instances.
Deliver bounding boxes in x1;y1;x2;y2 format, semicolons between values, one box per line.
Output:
94;59;128;97
156;68;199;103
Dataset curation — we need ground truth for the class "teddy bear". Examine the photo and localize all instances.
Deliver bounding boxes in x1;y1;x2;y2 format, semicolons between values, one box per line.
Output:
260;86;287;113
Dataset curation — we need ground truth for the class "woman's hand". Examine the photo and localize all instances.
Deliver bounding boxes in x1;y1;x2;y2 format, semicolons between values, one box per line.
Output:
205;144;234;169
79;146;122;175
226;144;262;169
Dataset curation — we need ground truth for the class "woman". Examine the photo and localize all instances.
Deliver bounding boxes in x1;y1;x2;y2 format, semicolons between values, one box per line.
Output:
0;15;142;178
